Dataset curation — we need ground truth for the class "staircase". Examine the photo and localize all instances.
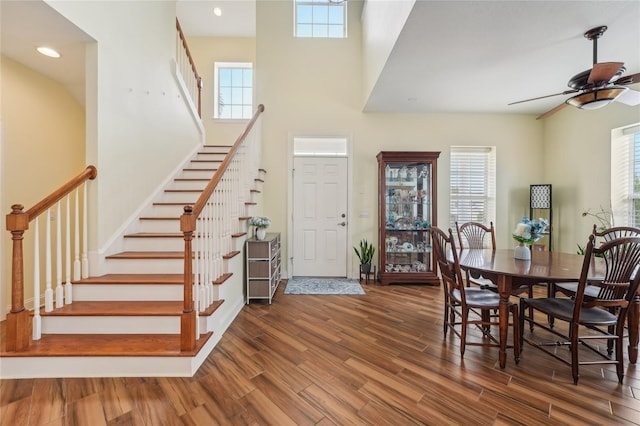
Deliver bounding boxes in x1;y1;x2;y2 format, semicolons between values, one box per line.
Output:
1;135;267;378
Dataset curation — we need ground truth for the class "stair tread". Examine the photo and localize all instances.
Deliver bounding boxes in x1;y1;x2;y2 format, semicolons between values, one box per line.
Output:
0;333;213;357
75;274;185;284
40;301;184;316
106;251;188;259
124;232;182;238
139;217;180;220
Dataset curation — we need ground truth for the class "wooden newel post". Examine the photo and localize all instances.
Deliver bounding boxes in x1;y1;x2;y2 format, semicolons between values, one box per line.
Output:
6;204;31;351
180;205;196;351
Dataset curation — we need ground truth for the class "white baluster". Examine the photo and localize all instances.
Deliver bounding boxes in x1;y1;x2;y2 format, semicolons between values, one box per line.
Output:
44;209;53;312
55;201;64;308
73;188;81;280
81;183;89;278
32;218;41;340
65;194;72;304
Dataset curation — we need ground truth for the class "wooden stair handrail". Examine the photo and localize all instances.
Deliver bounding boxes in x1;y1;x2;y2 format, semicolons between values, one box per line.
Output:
176;18;203;117
5;165;97;352
179;104;264;350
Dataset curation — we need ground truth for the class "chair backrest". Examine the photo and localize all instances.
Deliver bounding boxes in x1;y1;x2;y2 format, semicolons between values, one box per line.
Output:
431;226;466;301
592;224;640;244
456;221;496;250
575;234;640;315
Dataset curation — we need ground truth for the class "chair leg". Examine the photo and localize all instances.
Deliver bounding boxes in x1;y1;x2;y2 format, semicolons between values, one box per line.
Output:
519;299;527;351
528;286;534;332
512;304;520;364
616;319;625;383
443;293;449;336
547;282;556;329
460;307;468;356
570;323;580;385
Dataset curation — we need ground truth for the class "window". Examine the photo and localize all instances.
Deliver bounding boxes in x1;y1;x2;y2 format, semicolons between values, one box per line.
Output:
214;62;253;120
293;137;348;156
295;0;346;38
449;147;497;229
611;124;640;226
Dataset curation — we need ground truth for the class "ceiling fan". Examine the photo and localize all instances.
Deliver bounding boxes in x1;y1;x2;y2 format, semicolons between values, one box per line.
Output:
509;26;640;120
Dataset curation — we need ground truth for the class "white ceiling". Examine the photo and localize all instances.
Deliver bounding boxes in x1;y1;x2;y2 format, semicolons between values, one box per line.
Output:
2;0;639;117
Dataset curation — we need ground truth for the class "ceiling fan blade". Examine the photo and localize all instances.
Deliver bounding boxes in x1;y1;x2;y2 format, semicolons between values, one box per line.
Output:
588;62;624;83
615;88;640;106
615;72;640;86
508;90;578;106
536;103;568;120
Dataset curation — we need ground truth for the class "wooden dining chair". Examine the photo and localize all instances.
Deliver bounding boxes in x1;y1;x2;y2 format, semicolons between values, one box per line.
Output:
551;225;640;298
431;226;520;361
520;234;640;384
455;221;496;288
456;221;536;299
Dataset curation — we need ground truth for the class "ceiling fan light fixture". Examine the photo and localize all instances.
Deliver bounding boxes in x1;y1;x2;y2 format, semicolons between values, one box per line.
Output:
566;86;628;110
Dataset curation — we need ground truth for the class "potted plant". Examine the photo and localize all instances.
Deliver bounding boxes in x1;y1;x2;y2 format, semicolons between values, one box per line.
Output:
354;239;375;273
249;216;271;240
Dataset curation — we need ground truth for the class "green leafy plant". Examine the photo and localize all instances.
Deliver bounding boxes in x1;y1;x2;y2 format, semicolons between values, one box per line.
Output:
577;206;614;254
354;239;375;265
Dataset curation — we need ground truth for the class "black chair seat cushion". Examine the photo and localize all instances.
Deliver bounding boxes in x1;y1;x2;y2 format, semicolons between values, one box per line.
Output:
555;282;601;298
452;288;502;308
524;297;618;326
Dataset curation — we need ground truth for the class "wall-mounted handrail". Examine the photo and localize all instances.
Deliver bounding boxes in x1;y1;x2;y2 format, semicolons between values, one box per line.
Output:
180;104;265;350
176;18;203;117
5;165;97;352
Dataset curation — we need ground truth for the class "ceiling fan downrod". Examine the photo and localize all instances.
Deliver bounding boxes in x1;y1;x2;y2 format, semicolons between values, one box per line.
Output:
585;25;607;65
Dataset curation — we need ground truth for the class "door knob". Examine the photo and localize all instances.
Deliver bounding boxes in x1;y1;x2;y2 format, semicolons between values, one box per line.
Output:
338;222;346;226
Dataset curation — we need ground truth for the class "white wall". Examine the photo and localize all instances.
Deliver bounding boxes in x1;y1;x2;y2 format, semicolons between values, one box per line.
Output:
1;56;86;319
543;100;640;253
46;1;202;252
186;36;257;147
256;0;544;277
361;0;416;108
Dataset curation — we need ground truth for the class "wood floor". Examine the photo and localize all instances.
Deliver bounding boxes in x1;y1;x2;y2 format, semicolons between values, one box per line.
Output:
1;283;639;425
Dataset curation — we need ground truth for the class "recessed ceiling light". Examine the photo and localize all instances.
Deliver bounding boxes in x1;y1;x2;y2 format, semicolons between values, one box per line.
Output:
36;46;61;58
213;7;222;17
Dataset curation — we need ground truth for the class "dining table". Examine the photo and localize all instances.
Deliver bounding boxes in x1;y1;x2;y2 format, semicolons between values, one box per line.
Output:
456;248;640;369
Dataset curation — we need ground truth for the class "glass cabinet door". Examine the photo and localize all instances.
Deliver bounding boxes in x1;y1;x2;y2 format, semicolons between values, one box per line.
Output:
377;151;440;285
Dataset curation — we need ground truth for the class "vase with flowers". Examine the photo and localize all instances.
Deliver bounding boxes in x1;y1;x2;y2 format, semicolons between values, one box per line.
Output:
512;217;548;260
249;216;271;240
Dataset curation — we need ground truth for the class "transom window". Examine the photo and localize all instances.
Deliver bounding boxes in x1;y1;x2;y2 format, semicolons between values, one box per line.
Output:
294;0;346;38
449;146;497;229
611;124;640;226
214;62;253;120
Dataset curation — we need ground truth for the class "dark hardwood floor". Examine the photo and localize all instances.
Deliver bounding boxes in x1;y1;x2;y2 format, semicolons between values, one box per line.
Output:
1;283;639;425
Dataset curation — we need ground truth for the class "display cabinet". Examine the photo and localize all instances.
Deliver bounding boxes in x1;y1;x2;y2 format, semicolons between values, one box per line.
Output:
377;151;440;285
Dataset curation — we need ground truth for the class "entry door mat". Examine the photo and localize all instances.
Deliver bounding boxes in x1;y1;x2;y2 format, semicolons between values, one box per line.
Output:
284;277;366;295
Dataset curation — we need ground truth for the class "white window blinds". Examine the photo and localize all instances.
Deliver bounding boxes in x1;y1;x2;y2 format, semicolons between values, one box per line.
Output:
611;124;640;227
449;147;496;228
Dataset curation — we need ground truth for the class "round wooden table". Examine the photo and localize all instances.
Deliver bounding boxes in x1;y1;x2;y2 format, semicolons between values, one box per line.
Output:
456;248;639;368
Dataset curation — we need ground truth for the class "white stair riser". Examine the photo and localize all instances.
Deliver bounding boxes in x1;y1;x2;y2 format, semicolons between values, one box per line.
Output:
157;192;201;204
187;161;221;169
179;170;217;179
196;152;226;163
42;315;180;334
105;258;184;274
168;180;209;191
73;284;183;301
138;219;182;233
147;204;188;217
124;236;184;251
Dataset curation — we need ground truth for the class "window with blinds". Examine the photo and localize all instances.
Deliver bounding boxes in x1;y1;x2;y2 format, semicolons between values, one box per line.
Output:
611;124;640;227
449;147;496;229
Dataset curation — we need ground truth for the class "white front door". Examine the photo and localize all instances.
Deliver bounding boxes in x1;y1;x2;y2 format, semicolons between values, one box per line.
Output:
292;157;348;277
